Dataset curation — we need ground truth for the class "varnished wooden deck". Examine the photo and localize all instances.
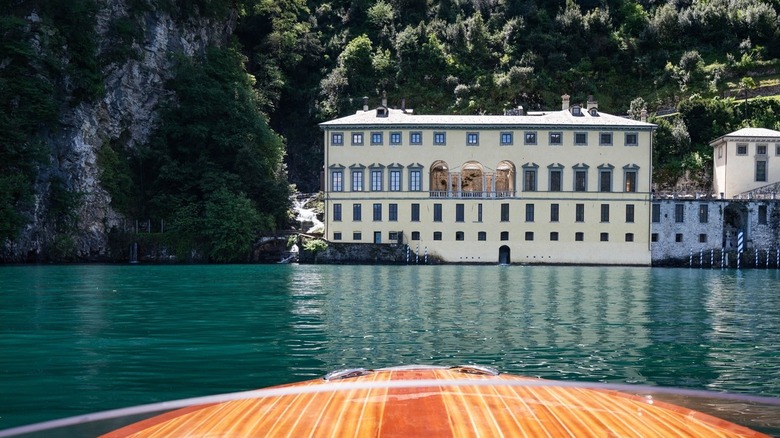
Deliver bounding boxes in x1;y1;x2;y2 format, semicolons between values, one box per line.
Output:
103;366;768;437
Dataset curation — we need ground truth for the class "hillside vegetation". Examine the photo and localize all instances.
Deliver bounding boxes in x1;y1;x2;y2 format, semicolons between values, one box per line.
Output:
238;0;780;191
2;0;780;260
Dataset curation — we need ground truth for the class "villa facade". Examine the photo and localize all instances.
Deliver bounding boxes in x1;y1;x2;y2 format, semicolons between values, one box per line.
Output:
319;95;656;265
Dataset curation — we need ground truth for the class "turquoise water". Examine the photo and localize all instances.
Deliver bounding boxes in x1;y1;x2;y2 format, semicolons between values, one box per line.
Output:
1;264;780;432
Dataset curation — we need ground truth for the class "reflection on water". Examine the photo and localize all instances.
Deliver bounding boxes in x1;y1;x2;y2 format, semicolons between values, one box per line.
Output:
1;264;780;433
304;266;656;382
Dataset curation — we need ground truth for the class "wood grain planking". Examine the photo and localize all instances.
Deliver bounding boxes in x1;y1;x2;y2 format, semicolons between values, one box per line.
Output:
101;367;771;438
379;369;454;437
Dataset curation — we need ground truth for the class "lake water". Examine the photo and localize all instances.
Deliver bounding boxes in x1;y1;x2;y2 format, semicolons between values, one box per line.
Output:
1;264;780;433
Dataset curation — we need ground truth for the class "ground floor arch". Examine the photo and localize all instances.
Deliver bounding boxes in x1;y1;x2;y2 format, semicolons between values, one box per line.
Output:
499;245;511;265
723;203;749;249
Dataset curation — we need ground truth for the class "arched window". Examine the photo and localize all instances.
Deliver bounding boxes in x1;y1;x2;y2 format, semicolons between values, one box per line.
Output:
461;161;484;194
496;161;516;195
430;161;450;193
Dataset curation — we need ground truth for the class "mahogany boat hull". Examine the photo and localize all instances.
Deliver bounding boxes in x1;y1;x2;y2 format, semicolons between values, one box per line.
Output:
103;365;769;437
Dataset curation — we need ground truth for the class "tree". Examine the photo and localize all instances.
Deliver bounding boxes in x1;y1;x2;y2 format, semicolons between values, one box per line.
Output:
138;45;290;261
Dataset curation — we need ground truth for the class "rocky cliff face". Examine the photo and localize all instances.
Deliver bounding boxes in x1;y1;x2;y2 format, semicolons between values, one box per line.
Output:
2;1;236;262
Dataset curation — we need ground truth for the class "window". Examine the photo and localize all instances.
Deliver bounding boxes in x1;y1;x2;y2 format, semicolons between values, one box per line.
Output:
600;232;609;242
333;203;342;221
389;203;398;221
756;160;767;182
371;169;383;191
699;204;708;223
353;203;362;221
675;204;684;223
549;132;562;145
477;204;483;222
353;232;362;240
456;204;464;222
409;170;422;191
410;132;422;145
575;204;584;222
524;168;537;191
675;233;683;242
759;205;768;224
550;232;559;241
331;132;344;145
411;203;420;221
599;132;613;146
433;231;442;240
455;231;465;241
389;170;401;191
575;232;584;241
500;203;509;222
737;144;748;155
525;204;535;222
500;231;509;241
333;232;342;241
600;204;609;222
599;169;612;192
651;233;658;242
551;204;559;222
624;169;637;192
757;144;767;155
411;231;420;240
370;132;383;145
351;132;364;145
699;234;707;243
574;132;588;145
574;168;587;191
433;132;446;145
776;144;780;156
625;132;638;146
525;231;534;241
390;132;401;145
478;231;487;241
389;232;399;242
626;204;634;223
331;170;343;192
433;204;442;222
500;132;513;145
652;204;661;223
718;146;723;158
351;170;363;191
626;233;634;242
467;132;479;145
524;131;537;145
549;168;562;191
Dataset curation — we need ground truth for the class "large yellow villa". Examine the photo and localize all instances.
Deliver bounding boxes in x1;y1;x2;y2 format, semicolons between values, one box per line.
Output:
319;95;656;265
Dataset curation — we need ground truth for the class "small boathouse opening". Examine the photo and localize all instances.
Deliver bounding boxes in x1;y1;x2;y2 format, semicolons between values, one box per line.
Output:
498;245;511;265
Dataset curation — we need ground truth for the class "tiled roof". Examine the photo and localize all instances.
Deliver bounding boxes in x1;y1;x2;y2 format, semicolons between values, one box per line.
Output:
319;108;656;129
710;127;780;145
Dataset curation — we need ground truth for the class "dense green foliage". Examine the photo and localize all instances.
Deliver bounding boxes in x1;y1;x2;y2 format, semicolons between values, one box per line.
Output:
0;15;56;241
135;46;290;262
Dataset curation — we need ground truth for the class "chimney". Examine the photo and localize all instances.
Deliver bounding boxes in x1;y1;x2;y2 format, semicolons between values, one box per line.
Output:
401;98;406;112
587;95;598;110
381;90;387;107
517;105;524;115
640;109;647;122
561;94;570;111
363;96;369;111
